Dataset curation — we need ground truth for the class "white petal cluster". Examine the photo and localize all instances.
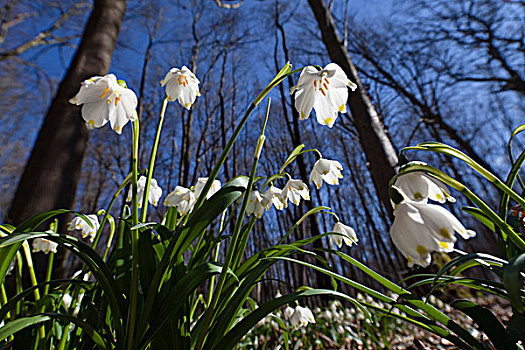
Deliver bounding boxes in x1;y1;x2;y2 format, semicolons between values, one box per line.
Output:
164;186;196;215
330;222;358;248
310;158;343;189
288;305;315;329
194;177;221;200
390;200;476;267
261;186;285;211
161;66;200;109
281;179;310;207
67;214;100;242
394;171;454;203
246;190;265;219
291;63;357;128
32;234;58;254
69;74;138;134
127;176;163;208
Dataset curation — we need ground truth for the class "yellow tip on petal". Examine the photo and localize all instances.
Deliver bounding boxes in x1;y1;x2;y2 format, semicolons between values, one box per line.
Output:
436;193;443;200
115;126;122;133
413;192;423;200
300;111;307;120
87;120;95;128
439;241;450;249
439;228;452;240
324;117;333;125
338;104;345;112
416;245;427;257
184;102;191;108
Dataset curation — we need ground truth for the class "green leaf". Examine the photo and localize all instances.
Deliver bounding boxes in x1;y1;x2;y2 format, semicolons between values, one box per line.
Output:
0;315;51;341
0;240;20;287
462;207;496;232
503;253;525;314
0;232;125;341
0;279;92;321
451;299;515;350
138;230;158;297
43;312;108;349
138;262;235;349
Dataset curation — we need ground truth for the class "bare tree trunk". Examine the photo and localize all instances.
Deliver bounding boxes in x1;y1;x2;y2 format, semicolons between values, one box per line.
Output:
7;0;126;277
307;0;398;219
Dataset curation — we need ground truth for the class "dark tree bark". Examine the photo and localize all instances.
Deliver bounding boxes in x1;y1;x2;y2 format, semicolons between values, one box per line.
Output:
307;0;398;219
7;0;126;276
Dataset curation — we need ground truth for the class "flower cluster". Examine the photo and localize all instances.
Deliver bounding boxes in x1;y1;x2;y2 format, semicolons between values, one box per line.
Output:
70;66;200;134
390;171;475;267
32;231;58;254
69;74;138;134
164;177;221;215
283;304;316;329
67;214;100;242
291;63;357;128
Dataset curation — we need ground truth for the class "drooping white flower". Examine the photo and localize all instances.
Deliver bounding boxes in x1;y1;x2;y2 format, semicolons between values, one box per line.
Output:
281;179;310;207
127;176;163;208
67;214;100;242
194;177;221;200
310;158;343;189
395;171;454;203
283;306;295;320
69;74;138;134
330;222;358;248
246;190;265;219
390;200;476;267
261;186;285;211
62;293;73;309
160;66;200;109
289;305;315;328
164;186;196;215
32;233;58;254
291;63;357;128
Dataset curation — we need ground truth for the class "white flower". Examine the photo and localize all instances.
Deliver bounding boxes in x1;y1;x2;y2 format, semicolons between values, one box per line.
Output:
310;158;343;189
261;186;285;210
289;305;315;328
395;171;454;203
127;176;163;208
330;222;358;248
246;190;265;219
6;259;15;276
291;63;357;128
164;186;196;215
390;200;476;267
281;179;310;207
32;233;58;254
283;306;295;320
62;293;73;309
67;214;100;242
160;66;200;109
69;74;138;134
194;177;221;200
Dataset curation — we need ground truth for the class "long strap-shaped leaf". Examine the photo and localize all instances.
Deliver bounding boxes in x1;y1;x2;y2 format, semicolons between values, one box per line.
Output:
0;279;92;321
0;313;106;348
0;232;126;342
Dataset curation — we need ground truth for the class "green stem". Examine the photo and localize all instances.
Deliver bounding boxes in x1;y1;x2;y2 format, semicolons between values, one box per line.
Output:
395;164;525;251
126;119;140;350
137;64;295;343
22;241;45;342
402;144;525;209
195;98;271;350
0;284;10;320
102;215;116;262
43;252;54;295
140;97;169;221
